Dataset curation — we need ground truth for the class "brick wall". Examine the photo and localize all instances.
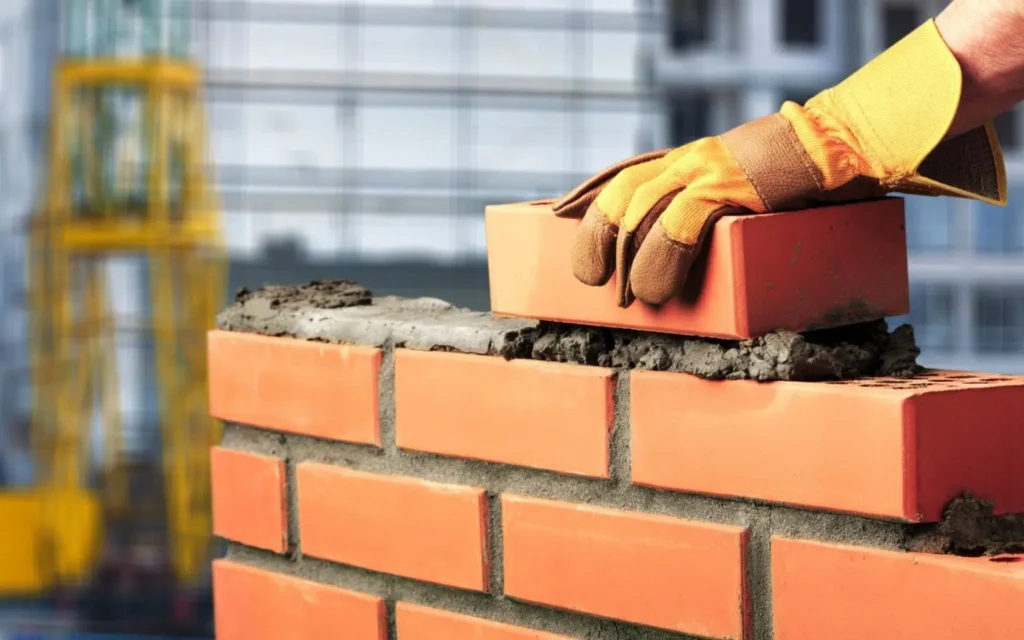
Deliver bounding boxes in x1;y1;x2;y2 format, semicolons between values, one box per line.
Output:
207;201;1024;640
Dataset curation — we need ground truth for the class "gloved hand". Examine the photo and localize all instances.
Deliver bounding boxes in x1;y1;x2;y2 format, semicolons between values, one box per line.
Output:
554;19;1007;307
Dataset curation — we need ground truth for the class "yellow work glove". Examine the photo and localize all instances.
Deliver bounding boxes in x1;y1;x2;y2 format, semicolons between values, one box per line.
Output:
554;19;1007;307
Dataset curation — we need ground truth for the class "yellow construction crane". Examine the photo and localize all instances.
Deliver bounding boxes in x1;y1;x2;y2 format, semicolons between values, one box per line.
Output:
0;0;225;595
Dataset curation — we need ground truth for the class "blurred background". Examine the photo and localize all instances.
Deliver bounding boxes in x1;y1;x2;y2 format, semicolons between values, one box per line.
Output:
0;0;1023;638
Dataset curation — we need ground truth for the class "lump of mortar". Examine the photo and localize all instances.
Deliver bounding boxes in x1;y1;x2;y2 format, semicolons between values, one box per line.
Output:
906;493;1024;556
530;327;611;366
528;319;921;382
234;280;372;311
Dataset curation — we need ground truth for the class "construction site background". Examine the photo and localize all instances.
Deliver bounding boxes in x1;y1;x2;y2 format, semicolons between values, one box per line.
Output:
1;0;1024;638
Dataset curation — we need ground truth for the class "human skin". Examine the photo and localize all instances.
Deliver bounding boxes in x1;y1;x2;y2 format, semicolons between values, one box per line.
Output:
935;0;1024;136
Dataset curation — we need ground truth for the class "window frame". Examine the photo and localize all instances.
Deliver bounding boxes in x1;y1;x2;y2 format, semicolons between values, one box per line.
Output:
780;0;823;48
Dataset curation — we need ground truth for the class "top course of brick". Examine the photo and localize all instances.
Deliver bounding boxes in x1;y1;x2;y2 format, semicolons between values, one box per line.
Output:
486;198;910;340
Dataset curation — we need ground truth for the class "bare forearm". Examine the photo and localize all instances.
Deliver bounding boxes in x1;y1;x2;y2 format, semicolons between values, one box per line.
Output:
936;0;1024;136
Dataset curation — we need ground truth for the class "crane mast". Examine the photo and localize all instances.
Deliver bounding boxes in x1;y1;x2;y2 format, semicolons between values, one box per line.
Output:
27;0;225;589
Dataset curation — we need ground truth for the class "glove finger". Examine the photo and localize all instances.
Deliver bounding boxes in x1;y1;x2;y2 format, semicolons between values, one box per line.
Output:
613;187;683;308
571;156;678;288
629;194;740;306
609;156;704;306
571;202;618;286
553;148;673;218
618;139;724;232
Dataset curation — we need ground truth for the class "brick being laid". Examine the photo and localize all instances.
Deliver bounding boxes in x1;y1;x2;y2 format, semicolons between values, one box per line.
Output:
631;369;1024;521
485;198;909;339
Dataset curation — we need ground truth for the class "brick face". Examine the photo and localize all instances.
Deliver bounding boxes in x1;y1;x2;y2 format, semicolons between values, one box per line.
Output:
208;330;381;444
772;537;1024;640
630;369;1024;521
501;495;749;639
396;603;572;640
210;447;287;553
486;199;908;339
213;560;385;640
911;381;1024;519
395;349;614;477
297;464;489;591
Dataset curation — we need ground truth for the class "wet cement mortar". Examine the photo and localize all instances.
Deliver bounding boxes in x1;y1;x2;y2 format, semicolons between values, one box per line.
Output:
222;280;922;382
908;494;1024;557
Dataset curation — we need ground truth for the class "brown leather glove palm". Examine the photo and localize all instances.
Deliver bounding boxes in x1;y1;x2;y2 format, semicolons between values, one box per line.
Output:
553;20;1007;308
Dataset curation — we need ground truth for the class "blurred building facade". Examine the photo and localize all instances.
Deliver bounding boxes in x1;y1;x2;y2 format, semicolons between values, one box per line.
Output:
0;0;60;485
202;0;658;312
3;0;1024;468
199;0;655;263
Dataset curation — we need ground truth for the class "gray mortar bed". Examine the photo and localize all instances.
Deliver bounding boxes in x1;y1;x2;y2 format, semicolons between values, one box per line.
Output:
218;280;922;382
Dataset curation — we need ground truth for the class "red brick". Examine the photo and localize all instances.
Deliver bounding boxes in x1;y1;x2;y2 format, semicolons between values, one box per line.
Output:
486;199;908;339
396;603;572;640
395;349;614;477
210;447;288;552
297;464;488;591
631;369;1024;521
772;537;1024;640
208;330;381;444
501;495;749;638
213;560;385;640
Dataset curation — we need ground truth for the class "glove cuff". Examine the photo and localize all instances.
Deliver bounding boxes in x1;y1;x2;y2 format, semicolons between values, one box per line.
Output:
822;19;1006;204
902;122;1007;205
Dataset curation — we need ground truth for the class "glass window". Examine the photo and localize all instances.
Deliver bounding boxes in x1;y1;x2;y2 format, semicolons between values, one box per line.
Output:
889;284;956;352
994;108;1019;151
241;102;343;170
222;210;258;258
904;195;954;252
585;31;640;82
668;0;711;52
781;0;821;46
974;288;1024;353
882;4;920;48
472;0;576;10
251;211;338;260
668;93;711;146
583;109;643;174
244;21;342;72
475;27;572;79
359;25;456;76
349;212;462;262
356;104;457;171
207;101;244;168
472;107;571;175
973;188;1024;253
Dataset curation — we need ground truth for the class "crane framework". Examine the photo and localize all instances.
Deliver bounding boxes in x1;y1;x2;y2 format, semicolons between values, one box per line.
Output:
22;0;225;591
